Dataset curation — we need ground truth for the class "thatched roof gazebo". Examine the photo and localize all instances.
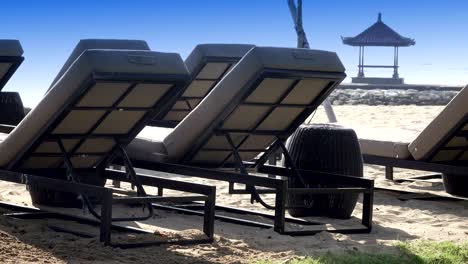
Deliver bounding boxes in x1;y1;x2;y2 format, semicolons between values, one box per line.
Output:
342;13;415;84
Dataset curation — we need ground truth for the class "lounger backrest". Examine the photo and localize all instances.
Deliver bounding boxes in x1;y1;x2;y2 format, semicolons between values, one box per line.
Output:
409;85;468;162
0;49;189;170
164;47;345;166
160;44;254;126
49;39;150;90
0;40;24;90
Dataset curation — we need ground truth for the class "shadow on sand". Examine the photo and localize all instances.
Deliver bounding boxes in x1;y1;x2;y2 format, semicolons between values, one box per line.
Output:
4;183;463;263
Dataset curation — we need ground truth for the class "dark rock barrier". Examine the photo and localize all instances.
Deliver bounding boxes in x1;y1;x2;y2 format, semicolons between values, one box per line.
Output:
330;84;463;105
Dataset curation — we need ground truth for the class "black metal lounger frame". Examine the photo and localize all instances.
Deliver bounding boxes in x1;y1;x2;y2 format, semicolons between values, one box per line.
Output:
0;71;217;247
128;160;374;235
0;168;216;247
0;55;24;90
363;114;468;181
151;56;242;128
129;68;374;235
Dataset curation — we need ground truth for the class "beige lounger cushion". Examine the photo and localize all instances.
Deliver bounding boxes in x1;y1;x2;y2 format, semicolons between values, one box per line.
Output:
49;39;150;90
136;47;344;164
409;86;468;161
184;44;255;74
0;49;187;169
127;127;170;163
163;44;254;123
0;40;23;87
0;40;23;56
359;139;411;159
353;126;415;159
0;132;8;143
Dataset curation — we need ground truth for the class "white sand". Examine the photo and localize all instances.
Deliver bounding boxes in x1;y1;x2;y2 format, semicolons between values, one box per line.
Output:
0;105;467;263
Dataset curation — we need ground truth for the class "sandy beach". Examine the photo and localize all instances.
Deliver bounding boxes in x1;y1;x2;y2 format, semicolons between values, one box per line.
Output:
1;105;467;263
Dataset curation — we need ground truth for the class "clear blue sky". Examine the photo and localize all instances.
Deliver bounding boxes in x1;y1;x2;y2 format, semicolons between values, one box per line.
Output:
3;0;468;107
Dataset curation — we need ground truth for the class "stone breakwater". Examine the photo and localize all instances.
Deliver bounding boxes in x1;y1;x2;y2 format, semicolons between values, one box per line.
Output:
329;86;462;105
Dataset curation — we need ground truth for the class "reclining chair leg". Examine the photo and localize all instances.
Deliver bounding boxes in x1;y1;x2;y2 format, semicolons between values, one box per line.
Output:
100;189;113;245
385;166;394;181
362;190;374;231
273;180;287;233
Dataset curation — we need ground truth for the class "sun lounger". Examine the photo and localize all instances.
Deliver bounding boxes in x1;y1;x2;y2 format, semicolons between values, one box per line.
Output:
359;85;468;195
131;46;345;164
0;40;24;90
123;46;374;235
152;44;255;127
0;43;217;246
0;47;189;170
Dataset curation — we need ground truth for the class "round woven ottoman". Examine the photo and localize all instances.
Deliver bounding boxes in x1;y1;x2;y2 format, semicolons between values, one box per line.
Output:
442;174;468;197
0;92;25;125
285;123;363;219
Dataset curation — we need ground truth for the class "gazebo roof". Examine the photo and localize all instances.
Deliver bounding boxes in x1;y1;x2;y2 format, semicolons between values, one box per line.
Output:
342;13;415;47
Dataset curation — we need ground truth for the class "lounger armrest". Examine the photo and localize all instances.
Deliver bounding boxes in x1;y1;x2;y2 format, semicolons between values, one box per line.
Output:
0;124;16;134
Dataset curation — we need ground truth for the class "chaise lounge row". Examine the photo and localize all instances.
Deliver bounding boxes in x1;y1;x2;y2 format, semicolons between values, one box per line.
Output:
0;39;375;243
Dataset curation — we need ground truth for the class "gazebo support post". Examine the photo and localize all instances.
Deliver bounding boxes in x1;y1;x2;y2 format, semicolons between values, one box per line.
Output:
358;46;361;77
358;46;365;77
393;46;399;79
